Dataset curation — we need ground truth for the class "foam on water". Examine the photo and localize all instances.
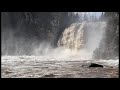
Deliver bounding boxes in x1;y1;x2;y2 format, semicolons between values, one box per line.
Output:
57;21;106;59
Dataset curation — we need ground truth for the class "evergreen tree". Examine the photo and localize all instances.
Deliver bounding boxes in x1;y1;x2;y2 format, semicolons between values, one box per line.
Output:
93;12;119;59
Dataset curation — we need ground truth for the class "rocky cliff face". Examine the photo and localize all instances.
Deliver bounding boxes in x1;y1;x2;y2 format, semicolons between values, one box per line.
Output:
1;12;75;55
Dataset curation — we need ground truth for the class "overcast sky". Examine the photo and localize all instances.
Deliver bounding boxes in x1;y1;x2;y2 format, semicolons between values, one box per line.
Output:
75;12;102;18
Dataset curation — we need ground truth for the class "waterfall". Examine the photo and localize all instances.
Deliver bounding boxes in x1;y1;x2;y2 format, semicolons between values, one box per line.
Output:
57;21;106;59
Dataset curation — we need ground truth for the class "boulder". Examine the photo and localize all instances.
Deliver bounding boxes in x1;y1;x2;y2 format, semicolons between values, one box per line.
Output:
89;63;103;67
82;63;103;68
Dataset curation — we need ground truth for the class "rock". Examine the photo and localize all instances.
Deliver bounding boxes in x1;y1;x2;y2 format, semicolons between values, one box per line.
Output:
89;63;103;67
42;74;56;78
5;70;13;74
82;63;103;68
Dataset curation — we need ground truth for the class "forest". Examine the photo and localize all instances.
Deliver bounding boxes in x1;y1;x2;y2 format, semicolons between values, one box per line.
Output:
1;12;119;59
1;12;119;78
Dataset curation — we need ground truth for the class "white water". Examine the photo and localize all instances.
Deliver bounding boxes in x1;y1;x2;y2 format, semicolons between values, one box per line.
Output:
2;21;119;78
1;55;118;78
2;56;118;67
57;21;106;59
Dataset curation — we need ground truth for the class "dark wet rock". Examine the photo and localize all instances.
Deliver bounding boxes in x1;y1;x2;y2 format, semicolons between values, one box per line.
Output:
5;70;13;74
89;63;103;67
41;74;56;78
82;63;103;68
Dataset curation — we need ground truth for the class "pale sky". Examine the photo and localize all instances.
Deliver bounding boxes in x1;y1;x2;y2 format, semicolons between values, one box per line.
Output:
75;12;102;18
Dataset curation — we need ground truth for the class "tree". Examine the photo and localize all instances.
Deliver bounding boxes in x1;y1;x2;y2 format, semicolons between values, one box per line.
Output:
74;12;79;22
83;12;88;21
93;12;119;59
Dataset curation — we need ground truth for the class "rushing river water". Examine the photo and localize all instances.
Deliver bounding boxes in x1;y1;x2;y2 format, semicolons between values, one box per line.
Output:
1;56;118;78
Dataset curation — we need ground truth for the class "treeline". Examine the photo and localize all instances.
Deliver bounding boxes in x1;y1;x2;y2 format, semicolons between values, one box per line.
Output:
93;12;119;59
78;12;101;22
1;12;79;55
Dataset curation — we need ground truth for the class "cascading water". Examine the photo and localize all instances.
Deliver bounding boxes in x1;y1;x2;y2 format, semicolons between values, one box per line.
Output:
57;21;106;59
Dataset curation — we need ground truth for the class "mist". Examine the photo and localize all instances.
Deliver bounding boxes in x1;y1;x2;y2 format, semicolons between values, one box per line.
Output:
1;12;118;59
57;21;106;59
1;12;105;59
1;12;119;78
